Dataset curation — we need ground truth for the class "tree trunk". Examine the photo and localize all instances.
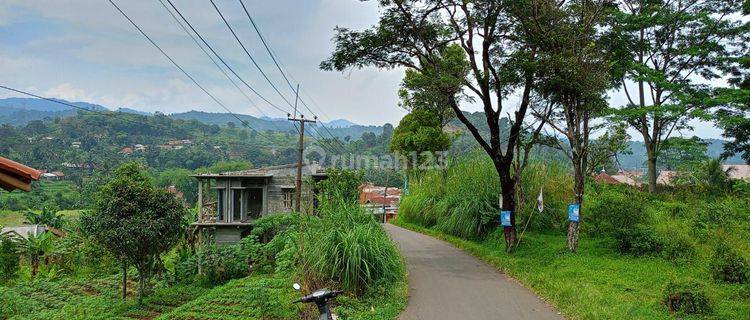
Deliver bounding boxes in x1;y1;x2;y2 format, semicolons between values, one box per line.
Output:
646;145;658;192
31;258;38;278
567;159;585;252
121;262;128;300
137;269;146;305
499;168;517;252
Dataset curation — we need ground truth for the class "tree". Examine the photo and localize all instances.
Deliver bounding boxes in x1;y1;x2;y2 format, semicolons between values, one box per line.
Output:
588;124;632;174
714;1;750;163
526;0;616;251
81;162;186;303
317;168;364;204
23;206;66;229
398;44;468;126
18;232;56;278
612;0;746;192
660;136;709;171
390;108;451;169
322;0;540;251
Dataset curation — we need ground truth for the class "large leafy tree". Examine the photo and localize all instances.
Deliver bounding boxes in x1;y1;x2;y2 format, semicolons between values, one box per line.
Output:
322;0;540;251
81;162;186;303
526;0;616;251
612;0;746;191
715;2;750;163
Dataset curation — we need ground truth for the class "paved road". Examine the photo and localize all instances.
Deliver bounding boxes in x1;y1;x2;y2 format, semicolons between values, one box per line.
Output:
384;224;562;320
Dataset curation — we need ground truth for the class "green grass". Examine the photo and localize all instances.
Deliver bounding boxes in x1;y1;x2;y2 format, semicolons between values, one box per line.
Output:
0;276;208;319
392;219;750;320
161;274;299;320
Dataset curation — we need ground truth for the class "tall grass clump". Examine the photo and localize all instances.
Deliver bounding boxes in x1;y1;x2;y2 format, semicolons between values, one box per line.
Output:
432;155;498;239
400;152;574;239
303;196;405;294
515;160;572;232
398;169;446;227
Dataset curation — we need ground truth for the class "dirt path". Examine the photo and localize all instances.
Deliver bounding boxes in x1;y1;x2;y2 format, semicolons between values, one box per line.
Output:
384;224;562;320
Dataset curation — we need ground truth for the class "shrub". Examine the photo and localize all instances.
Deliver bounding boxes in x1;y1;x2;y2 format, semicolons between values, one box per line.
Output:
663;279;712;315
613;225;664;256
195;244;249;285
240;213;299;273
585;185;651;237
710;242;749;284
0;235;20;282
661;231;696;263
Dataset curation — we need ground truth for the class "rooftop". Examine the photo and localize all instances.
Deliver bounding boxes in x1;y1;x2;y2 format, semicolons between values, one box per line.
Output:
0;156;42;192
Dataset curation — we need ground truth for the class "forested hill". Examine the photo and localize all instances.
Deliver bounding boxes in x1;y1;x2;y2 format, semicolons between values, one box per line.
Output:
0;98;386;141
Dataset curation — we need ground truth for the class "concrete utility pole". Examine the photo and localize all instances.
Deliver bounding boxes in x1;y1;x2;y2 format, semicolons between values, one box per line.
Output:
288;84;316;213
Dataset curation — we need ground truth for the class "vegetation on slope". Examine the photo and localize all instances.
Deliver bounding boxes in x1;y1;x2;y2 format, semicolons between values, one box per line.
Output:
397;154;750;319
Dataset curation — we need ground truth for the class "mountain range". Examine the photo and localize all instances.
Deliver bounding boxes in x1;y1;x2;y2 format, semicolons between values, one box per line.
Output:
0;97;745;165
0;97;380;140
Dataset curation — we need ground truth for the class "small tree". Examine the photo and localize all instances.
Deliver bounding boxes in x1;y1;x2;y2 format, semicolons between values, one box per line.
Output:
23;206;65;229
18;232;56;278
81;162;186;303
390;108;452;169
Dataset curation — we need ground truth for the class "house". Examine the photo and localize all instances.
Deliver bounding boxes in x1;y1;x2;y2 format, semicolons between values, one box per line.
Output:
610;173;641;187
71;141;81;149
134;144;147;152
1;224;67;240
120;147;134;155
658;164;750;185
41;171;65;181
358;183;401;222
192;163;327;245
593;171;620;184
723;164;750;181
657;170;679;185
0;156;42;192
1;225;47;240
593;170;642;187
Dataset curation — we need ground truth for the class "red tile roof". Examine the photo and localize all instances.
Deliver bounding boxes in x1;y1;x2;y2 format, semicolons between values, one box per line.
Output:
593;172;620;184
0;156;42;192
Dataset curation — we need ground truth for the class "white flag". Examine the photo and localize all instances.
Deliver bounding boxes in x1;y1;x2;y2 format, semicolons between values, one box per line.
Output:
537;187;544;213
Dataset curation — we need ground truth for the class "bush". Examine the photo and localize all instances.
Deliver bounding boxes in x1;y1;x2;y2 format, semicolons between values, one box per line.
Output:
613;225;664;256
0;235;20;282
195;244;249;285
710;242;749;284
585;185;651;236
661;229;696;263
663;279;712;315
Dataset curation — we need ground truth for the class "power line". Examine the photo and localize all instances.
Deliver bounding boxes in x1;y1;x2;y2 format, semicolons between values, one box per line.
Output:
233;2;347;152
108;0;274;143
209;0;296;109
157;0;289;133
163;0;290;115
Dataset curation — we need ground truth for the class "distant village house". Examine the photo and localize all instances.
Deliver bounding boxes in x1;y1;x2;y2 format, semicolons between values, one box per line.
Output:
358;183;401;222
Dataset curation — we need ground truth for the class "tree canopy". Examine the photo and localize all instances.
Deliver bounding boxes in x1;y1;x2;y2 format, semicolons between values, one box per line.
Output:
81;162;187;303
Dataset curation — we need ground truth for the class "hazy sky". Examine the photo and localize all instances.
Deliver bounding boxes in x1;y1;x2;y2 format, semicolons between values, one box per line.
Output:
0;0;726;139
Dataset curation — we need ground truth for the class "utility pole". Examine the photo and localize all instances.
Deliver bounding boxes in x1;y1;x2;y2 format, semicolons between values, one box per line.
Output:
382;172;390;223
288;84;316;213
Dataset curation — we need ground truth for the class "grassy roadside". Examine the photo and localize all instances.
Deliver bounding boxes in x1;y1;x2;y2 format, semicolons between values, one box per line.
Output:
391;219;750;320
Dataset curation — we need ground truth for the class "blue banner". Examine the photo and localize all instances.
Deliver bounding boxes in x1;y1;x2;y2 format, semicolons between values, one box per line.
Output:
500;210;512;226
568;204;580;222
